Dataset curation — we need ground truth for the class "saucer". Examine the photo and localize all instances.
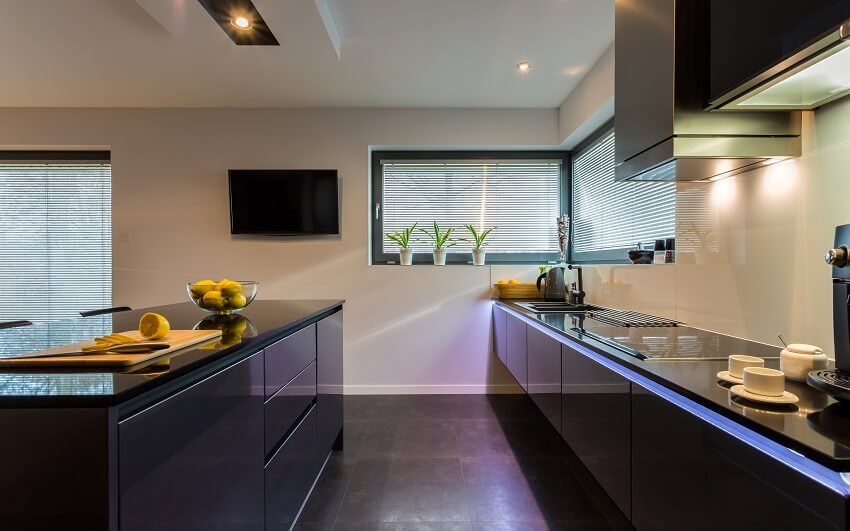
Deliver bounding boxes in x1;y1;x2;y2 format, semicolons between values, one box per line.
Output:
730;385;799;405
717;370;743;384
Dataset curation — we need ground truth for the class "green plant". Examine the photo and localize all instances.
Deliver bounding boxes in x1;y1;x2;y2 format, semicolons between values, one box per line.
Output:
386;223;418;249
461;224;496;250
538;265;552;275
418;221;456;249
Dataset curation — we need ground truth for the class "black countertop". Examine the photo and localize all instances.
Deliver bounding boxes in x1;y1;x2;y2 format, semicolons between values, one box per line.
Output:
497;300;850;472
0;300;343;408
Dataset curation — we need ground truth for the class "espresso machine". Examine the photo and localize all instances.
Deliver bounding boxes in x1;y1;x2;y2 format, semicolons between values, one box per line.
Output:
808;224;850;402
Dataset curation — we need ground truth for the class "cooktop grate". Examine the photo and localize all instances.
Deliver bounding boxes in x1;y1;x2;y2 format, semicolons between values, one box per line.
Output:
587;309;679;328
808;370;850;403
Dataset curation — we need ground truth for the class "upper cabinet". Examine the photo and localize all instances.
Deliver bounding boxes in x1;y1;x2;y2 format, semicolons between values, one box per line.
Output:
709;0;850;110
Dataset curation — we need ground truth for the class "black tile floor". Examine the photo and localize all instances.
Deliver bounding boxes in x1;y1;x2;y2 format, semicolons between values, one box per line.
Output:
295;395;634;531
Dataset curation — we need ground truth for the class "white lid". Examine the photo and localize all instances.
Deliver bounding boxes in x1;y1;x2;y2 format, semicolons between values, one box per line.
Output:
786;343;823;355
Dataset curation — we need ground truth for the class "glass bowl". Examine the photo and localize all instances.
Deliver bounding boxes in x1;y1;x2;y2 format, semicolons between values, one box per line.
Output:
186;280;258;314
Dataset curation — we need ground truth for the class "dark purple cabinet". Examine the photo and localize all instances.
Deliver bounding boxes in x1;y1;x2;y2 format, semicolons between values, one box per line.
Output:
265;361;317;455
265;323;316;398
493;305;507;365
632;383;846;531
317;309;344;454
506;314;527;391
265;406;320;531
561;343;631;518
527;325;561;433
119;351;265;531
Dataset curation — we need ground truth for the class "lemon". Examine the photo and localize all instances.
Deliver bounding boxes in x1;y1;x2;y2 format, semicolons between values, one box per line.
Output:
228;293;247;309
220;280;243;297
139;312;171;340
202;290;224;310
191;279;216;298
497;280;508;285
507;279;520;284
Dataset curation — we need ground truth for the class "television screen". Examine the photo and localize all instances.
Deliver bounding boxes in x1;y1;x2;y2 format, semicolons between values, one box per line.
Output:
229;169;339;235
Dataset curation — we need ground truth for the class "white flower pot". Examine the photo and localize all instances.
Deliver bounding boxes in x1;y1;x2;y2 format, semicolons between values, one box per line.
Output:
399;248;413;266
472;248;486;266
433;247;447;266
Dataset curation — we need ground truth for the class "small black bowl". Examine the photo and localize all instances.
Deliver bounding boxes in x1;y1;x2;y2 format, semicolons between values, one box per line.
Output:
627;249;653;264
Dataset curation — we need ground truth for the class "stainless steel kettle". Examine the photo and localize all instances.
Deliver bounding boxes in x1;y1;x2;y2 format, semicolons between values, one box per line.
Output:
536;267;566;302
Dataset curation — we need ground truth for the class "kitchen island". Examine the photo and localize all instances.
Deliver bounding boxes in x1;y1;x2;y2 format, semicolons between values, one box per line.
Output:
0;300;343;531
495;300;850;531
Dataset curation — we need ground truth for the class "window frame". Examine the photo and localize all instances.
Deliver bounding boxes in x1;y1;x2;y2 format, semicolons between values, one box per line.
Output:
371;150;571;265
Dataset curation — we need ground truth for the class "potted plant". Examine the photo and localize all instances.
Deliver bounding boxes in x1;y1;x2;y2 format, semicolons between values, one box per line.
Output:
386;223;418;266
462;224;496;265
419;221;455;265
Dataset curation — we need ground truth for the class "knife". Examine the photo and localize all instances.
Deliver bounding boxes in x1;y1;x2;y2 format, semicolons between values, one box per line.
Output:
4;342;171;360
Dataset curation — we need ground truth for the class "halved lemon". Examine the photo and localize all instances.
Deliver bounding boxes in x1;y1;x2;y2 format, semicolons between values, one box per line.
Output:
139;312;171;340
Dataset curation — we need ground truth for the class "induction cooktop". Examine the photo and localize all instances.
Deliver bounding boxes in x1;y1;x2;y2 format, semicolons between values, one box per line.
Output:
535;313;781;361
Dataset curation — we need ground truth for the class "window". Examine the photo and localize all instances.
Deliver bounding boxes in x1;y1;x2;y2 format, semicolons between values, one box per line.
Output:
371;151;569;264
0;160;112;322
571;130;676;262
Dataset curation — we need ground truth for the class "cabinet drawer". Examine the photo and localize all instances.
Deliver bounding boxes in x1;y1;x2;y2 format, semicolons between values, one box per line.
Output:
265;324;316;398
265;405;320;531
265;361;316;455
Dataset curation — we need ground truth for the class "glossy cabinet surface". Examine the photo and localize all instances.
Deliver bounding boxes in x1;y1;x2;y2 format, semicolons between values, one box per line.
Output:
493;305;507;365
506;314;527;391
632;383;846;531
317;309;344;454
265;361;317;455
266;406;320;531
119;351;265;531
265;323;316;398
526;325;561;433
561;343;631;518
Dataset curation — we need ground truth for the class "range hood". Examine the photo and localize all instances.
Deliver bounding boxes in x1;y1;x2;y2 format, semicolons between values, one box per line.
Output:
614;0;801;182
710;5;850;110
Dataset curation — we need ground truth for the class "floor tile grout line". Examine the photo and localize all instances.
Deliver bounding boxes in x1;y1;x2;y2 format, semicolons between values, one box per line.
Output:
329;438;362;530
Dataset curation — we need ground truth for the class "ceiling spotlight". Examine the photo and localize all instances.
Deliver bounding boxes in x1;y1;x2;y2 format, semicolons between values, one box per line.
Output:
517;61;531;72
231;16;252;30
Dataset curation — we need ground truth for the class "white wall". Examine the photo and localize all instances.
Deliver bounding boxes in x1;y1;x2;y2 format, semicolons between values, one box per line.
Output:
582;96;850;356
557;44;614;147
0;107;559;393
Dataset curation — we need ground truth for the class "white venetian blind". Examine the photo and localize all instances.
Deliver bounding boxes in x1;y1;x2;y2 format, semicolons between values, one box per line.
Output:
381;160;561;254
0;164;112;322
572;131;675;254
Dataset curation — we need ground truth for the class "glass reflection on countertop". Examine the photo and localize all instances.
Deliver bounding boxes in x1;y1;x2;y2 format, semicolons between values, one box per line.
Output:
0;373;113;396
0;315;112;357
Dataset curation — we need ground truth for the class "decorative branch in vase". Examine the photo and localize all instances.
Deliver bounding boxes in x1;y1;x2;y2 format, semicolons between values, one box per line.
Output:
418;221;456;265
386;223;419;265
461;224;496;265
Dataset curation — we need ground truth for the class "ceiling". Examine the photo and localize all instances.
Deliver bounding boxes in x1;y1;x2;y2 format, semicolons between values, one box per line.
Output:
0;0;613;108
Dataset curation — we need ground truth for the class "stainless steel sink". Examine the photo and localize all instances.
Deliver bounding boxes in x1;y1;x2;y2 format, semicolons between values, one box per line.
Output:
515;302;602;313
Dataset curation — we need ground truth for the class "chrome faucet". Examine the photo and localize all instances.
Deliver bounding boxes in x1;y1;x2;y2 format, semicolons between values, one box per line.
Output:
567;264;585;306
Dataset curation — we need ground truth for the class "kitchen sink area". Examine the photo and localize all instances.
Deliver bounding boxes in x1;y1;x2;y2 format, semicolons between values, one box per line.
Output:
515;302;602;313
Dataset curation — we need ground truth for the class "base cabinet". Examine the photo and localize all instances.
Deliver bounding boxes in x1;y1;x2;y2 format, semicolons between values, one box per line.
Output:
265;406;321;531
561;344;630;518
119;351;265;531
527;325;561;433
506;314;528;391
493;305;507;365
632;384;847;531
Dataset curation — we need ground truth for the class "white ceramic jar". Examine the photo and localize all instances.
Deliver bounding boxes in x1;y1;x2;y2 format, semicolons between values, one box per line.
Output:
779;343;828;381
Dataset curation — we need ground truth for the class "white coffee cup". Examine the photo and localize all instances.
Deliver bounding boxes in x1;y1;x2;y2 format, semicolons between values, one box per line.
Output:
743;367;786;397
729;354;764;379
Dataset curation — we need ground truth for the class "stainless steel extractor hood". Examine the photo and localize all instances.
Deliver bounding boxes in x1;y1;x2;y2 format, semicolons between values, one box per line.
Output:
614;0;802;182
711;20;850;111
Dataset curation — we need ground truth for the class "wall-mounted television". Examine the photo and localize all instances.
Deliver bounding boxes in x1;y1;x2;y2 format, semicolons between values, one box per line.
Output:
229;169;340;235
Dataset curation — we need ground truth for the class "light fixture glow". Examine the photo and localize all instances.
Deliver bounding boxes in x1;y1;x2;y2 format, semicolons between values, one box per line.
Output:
517;61;531;73
231;16;252;30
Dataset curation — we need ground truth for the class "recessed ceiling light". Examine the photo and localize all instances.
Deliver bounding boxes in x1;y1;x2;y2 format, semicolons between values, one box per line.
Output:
231;16;252;30
517;61;531;73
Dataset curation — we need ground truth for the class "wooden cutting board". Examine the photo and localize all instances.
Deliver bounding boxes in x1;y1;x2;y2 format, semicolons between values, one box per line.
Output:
0;329;223;367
